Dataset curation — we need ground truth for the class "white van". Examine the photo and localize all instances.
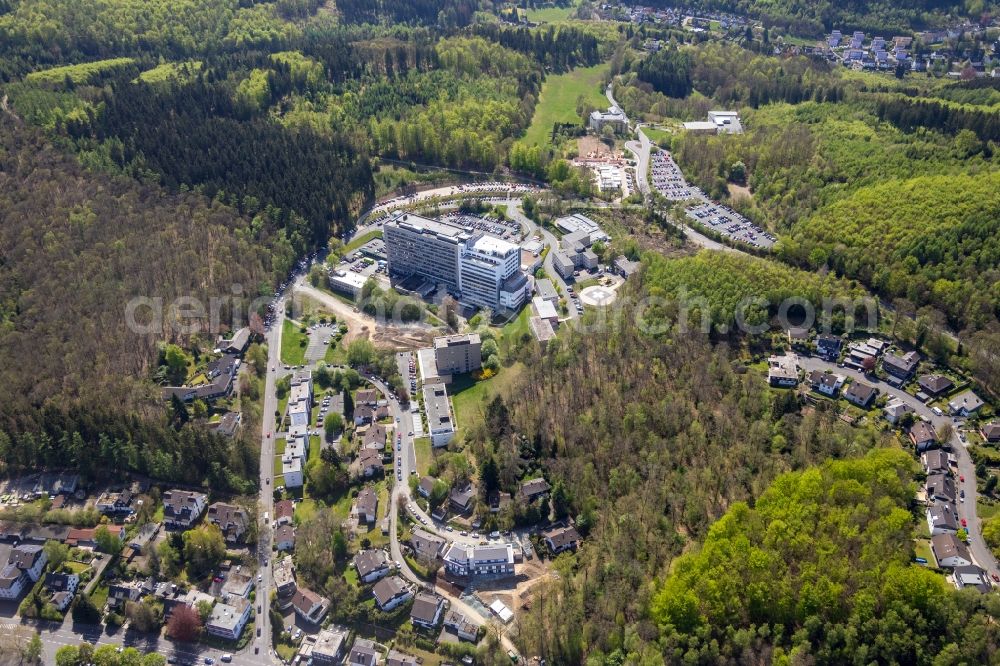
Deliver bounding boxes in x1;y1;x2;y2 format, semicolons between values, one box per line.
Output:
932;407;944;416
263;512;269;524
221;655;233;663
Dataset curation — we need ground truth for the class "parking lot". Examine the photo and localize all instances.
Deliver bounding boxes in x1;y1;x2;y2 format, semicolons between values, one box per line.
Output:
440;212;522;242
685;203;776;249
649;151;706;201
304;323;339;363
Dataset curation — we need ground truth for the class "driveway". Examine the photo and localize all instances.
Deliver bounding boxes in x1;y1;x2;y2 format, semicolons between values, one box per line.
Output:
798;355;999;576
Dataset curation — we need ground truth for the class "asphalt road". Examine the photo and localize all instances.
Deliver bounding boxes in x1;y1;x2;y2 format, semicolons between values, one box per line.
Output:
27;617;262;666
797;356;999;576
253;276;299;664
362;375;521;659
504;202;579;320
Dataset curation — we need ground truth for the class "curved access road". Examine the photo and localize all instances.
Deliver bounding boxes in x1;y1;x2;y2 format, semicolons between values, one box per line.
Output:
504;201;579;320
365;375;522;659
798;355;998;576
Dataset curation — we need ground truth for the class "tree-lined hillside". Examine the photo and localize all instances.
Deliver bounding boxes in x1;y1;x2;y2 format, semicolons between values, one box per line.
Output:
650;448;1000;664
0;118;266;490
785;173;1000;330
467;275;891;663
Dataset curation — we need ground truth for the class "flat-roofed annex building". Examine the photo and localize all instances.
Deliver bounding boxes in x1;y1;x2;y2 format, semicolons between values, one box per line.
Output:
422;383;455;448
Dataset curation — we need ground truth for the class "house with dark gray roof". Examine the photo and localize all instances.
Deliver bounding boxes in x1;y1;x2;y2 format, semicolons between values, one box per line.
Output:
918;374;953;396
926;473;956;503
926;501;958;536
932;533;972;568
520;477;551;502
162;490;207;529
954;565;992;593
909;421;937;452
449;483;476;515
409;591;446;629
206;502;249;544
882;350;920;380
922;449;949;475
844;381;877;408
354;549;390;583
372;576;412;611
409;528;445;562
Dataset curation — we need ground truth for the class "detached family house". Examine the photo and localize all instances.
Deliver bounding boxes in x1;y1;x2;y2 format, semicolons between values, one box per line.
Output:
355;549;391;584
909;422;938;452
844;381;877;409
807;370;845;397
815;334;842;360
767;354;799;387
162;490;207;529
372;576;412;611
882;350;920;381
926;502;958;536
0;545;47;601
932;534;973;568
949;390;985;417
206;502;250;544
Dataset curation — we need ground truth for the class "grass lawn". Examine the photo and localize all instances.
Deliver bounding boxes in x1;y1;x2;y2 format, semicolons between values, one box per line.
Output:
642;127;673;146
914;538;936;566
330;492;355;524
275;438;286;455
497;307;531;357
294;498;318;523
339;230;383;257
280;319;308;366
978;498;1000;520
90;583;109;610
527;4;576;23
325;338;348;365
449;363;525;440
521;62;610;147
344;566;359;587
309;435;321;463
276;643;296;662
273;456;284;476
63;561;90;574
413;437;432;477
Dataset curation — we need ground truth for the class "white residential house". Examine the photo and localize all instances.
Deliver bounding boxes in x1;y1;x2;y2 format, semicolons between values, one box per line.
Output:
282;456;304;489
0;546;48;600
162;490;208;529
354;549;391;584
932;534;973;568
205;598;252;641
372;576;413;611
926;502;958;536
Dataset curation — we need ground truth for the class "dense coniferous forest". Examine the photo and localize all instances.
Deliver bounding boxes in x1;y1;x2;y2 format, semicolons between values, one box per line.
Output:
86;69;375;251
0;118;266;491
334;0;479;27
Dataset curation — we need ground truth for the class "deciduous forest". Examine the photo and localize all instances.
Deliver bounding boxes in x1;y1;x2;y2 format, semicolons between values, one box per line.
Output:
0;118;265;491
